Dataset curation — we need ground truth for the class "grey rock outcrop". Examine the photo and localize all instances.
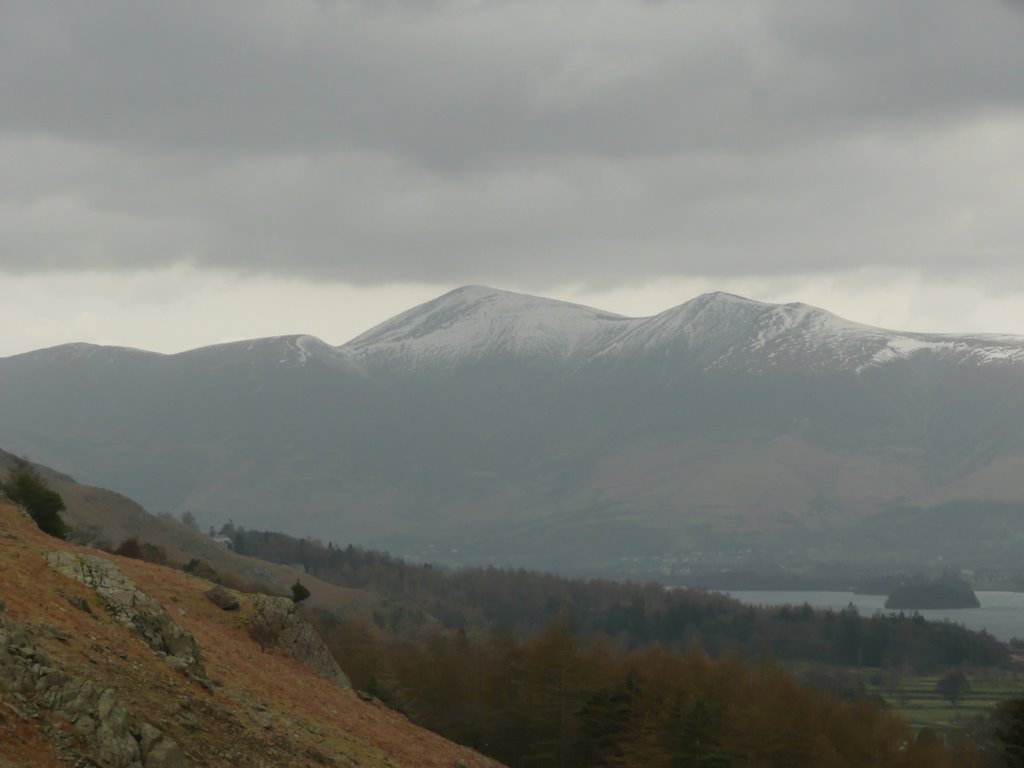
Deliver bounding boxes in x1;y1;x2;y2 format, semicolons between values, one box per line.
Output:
44;552;206;683
248;595;350;688
0;611;186;767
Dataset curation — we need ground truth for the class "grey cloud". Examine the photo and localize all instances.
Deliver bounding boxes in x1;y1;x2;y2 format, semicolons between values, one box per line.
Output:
4;1;1023;161
1;0;1023;288
4;128;1020;291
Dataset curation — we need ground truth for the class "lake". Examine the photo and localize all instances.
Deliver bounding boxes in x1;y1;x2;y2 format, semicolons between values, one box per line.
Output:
721;590;1024;643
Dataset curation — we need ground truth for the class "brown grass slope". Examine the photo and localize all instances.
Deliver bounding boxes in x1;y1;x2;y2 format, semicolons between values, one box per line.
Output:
0;501;500;768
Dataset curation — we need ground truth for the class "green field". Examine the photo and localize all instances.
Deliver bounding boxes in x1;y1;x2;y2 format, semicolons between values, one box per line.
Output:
782;662;1024;734
865;670;1024;732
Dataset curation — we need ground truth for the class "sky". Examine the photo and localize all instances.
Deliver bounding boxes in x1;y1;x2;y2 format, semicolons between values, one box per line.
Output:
2;0;1024;357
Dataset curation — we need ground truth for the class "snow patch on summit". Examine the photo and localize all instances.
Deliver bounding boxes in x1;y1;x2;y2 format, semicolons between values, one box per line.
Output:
346;286;633;368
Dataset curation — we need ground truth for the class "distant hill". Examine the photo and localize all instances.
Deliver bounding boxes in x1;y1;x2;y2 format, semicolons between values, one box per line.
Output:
1;286;1023;572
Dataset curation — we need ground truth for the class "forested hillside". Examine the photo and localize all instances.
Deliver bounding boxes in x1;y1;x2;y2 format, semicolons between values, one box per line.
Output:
228;527;1009;671
321;618;987;768
216;526;1024;766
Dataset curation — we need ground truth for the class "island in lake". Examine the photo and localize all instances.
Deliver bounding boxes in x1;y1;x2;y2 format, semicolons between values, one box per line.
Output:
885;577;981;610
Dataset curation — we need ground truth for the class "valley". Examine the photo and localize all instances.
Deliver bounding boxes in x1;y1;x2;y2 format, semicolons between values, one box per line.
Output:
4;457;1021;766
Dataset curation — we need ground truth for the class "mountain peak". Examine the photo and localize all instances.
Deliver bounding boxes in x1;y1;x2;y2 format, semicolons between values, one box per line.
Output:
679;292;843;321
345;286;629;367
691;291;767;307
438;284;513;300
669;292;869;337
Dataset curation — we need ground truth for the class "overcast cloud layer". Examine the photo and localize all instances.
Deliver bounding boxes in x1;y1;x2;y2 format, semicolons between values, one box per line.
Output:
2;1;1024;354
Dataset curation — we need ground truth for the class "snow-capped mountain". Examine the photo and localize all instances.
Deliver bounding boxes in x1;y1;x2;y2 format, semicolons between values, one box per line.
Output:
346;285;633;369
2;286;1024;573
346;285;1024;373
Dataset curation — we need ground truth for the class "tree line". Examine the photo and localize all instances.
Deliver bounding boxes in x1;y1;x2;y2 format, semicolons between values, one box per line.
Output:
225;526;1009;672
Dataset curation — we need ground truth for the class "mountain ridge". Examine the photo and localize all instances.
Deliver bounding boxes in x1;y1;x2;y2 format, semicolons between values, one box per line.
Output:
7;286;1024;372
343;286;1024;373
2;285;1023;573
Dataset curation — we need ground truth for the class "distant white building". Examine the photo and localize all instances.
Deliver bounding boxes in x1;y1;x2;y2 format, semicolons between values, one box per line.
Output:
212;535;234;549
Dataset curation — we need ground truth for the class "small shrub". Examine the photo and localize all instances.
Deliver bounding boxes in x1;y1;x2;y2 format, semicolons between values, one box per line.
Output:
139;541;169;565
114;536;144;559
183;558;220;581
291;579;311;604
115;537;169;565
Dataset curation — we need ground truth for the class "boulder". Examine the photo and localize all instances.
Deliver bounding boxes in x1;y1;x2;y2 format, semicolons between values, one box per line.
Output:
204;585;240;611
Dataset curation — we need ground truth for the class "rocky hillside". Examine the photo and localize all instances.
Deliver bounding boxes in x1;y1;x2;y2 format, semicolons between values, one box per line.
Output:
0;500;498;768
